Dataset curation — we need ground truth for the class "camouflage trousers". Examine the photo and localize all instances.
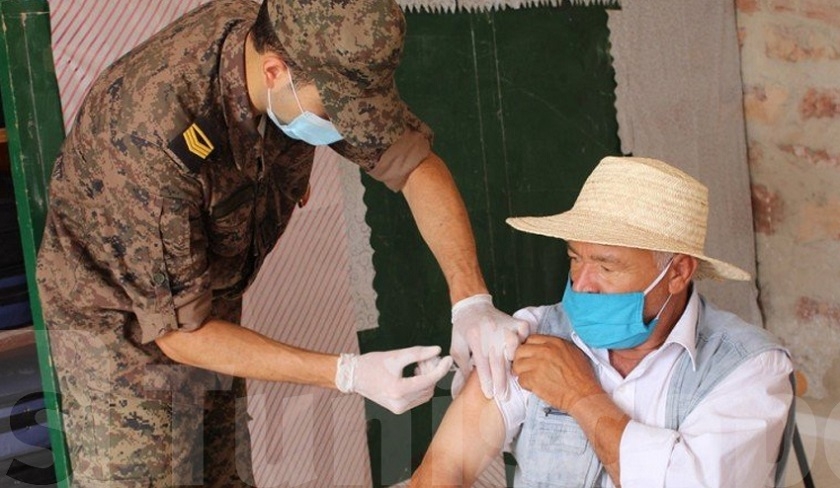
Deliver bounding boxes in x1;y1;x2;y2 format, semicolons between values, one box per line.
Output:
51;334;256;487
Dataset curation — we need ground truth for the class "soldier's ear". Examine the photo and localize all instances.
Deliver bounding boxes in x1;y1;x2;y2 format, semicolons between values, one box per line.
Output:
262;52;290;91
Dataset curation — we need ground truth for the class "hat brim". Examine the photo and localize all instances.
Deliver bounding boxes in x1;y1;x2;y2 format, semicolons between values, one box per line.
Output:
506;212;752;282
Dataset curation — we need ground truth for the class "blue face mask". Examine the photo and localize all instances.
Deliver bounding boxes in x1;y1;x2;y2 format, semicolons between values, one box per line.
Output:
266;71;343;146
562;261;673;350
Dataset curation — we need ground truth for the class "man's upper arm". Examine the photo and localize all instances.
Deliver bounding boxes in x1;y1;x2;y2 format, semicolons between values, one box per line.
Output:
414;372;508;487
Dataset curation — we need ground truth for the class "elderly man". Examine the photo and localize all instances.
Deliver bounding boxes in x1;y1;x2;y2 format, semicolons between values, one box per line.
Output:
411;156;793;487
36;0;527;485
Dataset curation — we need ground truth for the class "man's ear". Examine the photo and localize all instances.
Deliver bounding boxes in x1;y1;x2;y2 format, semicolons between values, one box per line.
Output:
261;52;289;91
667;254;698;295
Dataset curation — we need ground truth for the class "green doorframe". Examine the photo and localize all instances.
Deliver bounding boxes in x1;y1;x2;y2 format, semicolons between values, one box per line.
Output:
0;0;70;485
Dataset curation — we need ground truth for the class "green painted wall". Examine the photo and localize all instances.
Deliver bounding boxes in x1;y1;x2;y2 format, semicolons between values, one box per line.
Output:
360;5;621;485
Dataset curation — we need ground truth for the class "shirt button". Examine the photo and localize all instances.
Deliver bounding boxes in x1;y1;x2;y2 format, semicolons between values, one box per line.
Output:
152;272;166;285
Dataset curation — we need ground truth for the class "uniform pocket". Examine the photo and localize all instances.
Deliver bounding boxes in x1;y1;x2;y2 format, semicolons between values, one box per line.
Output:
159;198;191;257
208;184;254;257
159;197;203;283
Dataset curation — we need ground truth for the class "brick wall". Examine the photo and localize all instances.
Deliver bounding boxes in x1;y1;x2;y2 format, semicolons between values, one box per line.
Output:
737;3;840;484
737;0;840;402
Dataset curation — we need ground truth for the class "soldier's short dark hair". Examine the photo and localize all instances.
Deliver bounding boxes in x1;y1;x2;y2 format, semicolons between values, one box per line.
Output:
251;1;313;84
251;1;285;55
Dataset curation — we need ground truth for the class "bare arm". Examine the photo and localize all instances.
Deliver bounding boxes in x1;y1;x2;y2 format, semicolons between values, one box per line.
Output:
155;319;453;414
402;152;530;399
155;319;337;387
411;372;506;487
401;152;488;303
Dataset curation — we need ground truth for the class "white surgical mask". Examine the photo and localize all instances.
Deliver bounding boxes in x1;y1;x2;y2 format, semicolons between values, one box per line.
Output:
266;70;343;146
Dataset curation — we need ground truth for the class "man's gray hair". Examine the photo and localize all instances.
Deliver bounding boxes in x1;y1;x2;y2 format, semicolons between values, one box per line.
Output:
653;251;674;271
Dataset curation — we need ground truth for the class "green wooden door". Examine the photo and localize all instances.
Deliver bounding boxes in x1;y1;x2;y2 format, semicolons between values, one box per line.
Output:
360;5;621;485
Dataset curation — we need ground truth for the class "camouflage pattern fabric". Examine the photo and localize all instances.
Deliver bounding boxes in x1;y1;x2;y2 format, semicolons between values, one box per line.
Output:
33;0;429;484
268;0;431;154
59;372;253;487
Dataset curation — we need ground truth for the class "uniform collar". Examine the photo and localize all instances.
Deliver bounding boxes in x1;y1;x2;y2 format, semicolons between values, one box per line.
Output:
219;21;261;170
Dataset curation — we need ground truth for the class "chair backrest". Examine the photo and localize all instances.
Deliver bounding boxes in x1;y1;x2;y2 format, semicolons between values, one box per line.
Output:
773;372;797;487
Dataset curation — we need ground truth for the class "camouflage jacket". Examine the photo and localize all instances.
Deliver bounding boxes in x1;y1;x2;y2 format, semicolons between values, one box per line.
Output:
37;0;430;353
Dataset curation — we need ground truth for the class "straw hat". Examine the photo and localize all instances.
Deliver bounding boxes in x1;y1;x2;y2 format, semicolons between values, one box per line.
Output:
505;156;751;281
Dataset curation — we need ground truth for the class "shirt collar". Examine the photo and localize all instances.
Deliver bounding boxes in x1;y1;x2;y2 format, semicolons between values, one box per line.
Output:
663;285;700;370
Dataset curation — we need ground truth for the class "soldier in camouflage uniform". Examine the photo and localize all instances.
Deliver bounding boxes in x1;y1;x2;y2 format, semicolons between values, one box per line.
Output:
37;0;529;485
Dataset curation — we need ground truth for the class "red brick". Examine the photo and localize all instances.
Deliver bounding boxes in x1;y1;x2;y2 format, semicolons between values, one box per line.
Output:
743;84;789;124
764;25;796;61
765;24;840;62
746;141;764;168
778;143;840;168
796;296;840;328
769;0;796;14
797;199;840;243
767;0;840;27
802;0;840;28
800;88;840;119
751;184;784;234
737;0;761;14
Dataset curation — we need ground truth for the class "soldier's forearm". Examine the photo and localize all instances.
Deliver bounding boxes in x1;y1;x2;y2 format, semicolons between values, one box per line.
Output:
401;152;488;304
155;319;338;389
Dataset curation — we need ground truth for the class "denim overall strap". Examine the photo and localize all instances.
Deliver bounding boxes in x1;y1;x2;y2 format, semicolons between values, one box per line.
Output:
664;298;791;487
512;303;604;487
665;298;788;429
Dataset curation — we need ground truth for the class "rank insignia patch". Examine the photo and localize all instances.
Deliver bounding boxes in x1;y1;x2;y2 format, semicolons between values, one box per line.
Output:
168;119;220;173
184;123;214;159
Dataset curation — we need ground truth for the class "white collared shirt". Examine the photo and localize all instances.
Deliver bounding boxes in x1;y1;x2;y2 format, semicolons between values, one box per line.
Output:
496;289;793;487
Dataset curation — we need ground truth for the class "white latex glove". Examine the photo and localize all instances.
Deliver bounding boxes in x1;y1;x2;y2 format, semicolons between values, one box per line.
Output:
335;346;453;415
450;294;530;400
414;354;453;376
